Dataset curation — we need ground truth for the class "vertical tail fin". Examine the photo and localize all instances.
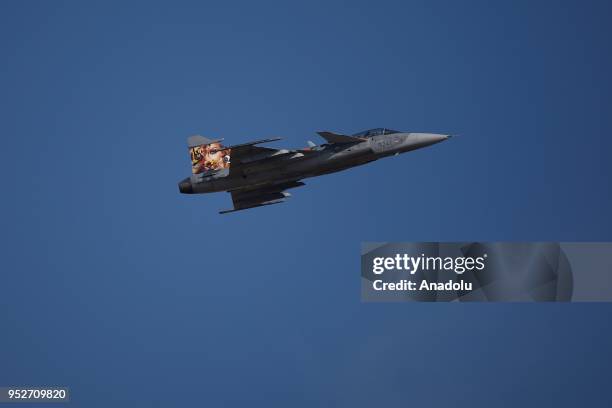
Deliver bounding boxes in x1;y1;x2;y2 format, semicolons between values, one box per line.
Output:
187;135;231;174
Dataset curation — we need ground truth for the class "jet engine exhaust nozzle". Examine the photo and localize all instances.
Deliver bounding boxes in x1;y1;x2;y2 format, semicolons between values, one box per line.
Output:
178;178;193;194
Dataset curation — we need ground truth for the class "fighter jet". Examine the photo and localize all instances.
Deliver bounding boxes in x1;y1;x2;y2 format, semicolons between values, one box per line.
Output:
178;128;450;213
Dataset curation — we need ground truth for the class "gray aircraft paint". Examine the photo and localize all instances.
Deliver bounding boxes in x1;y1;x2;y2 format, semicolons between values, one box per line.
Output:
178;129;450;213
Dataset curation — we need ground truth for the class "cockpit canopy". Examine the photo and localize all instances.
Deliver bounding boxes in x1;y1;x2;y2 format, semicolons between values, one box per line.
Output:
352;128;400;137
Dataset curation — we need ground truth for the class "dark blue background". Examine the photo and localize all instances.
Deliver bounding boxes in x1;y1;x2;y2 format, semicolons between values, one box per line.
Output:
1;0;611;406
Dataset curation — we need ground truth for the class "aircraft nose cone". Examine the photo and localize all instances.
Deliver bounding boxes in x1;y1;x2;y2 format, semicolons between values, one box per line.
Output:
418;133;450;146
178;178;193;194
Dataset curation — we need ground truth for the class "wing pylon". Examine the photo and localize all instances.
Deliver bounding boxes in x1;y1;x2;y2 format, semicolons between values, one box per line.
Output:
220;180;305;214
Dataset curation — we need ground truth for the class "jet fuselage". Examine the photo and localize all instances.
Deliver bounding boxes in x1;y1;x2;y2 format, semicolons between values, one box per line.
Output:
178;132;449;194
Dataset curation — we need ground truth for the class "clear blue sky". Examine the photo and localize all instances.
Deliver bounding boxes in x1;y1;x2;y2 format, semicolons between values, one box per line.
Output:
1;1;611;406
